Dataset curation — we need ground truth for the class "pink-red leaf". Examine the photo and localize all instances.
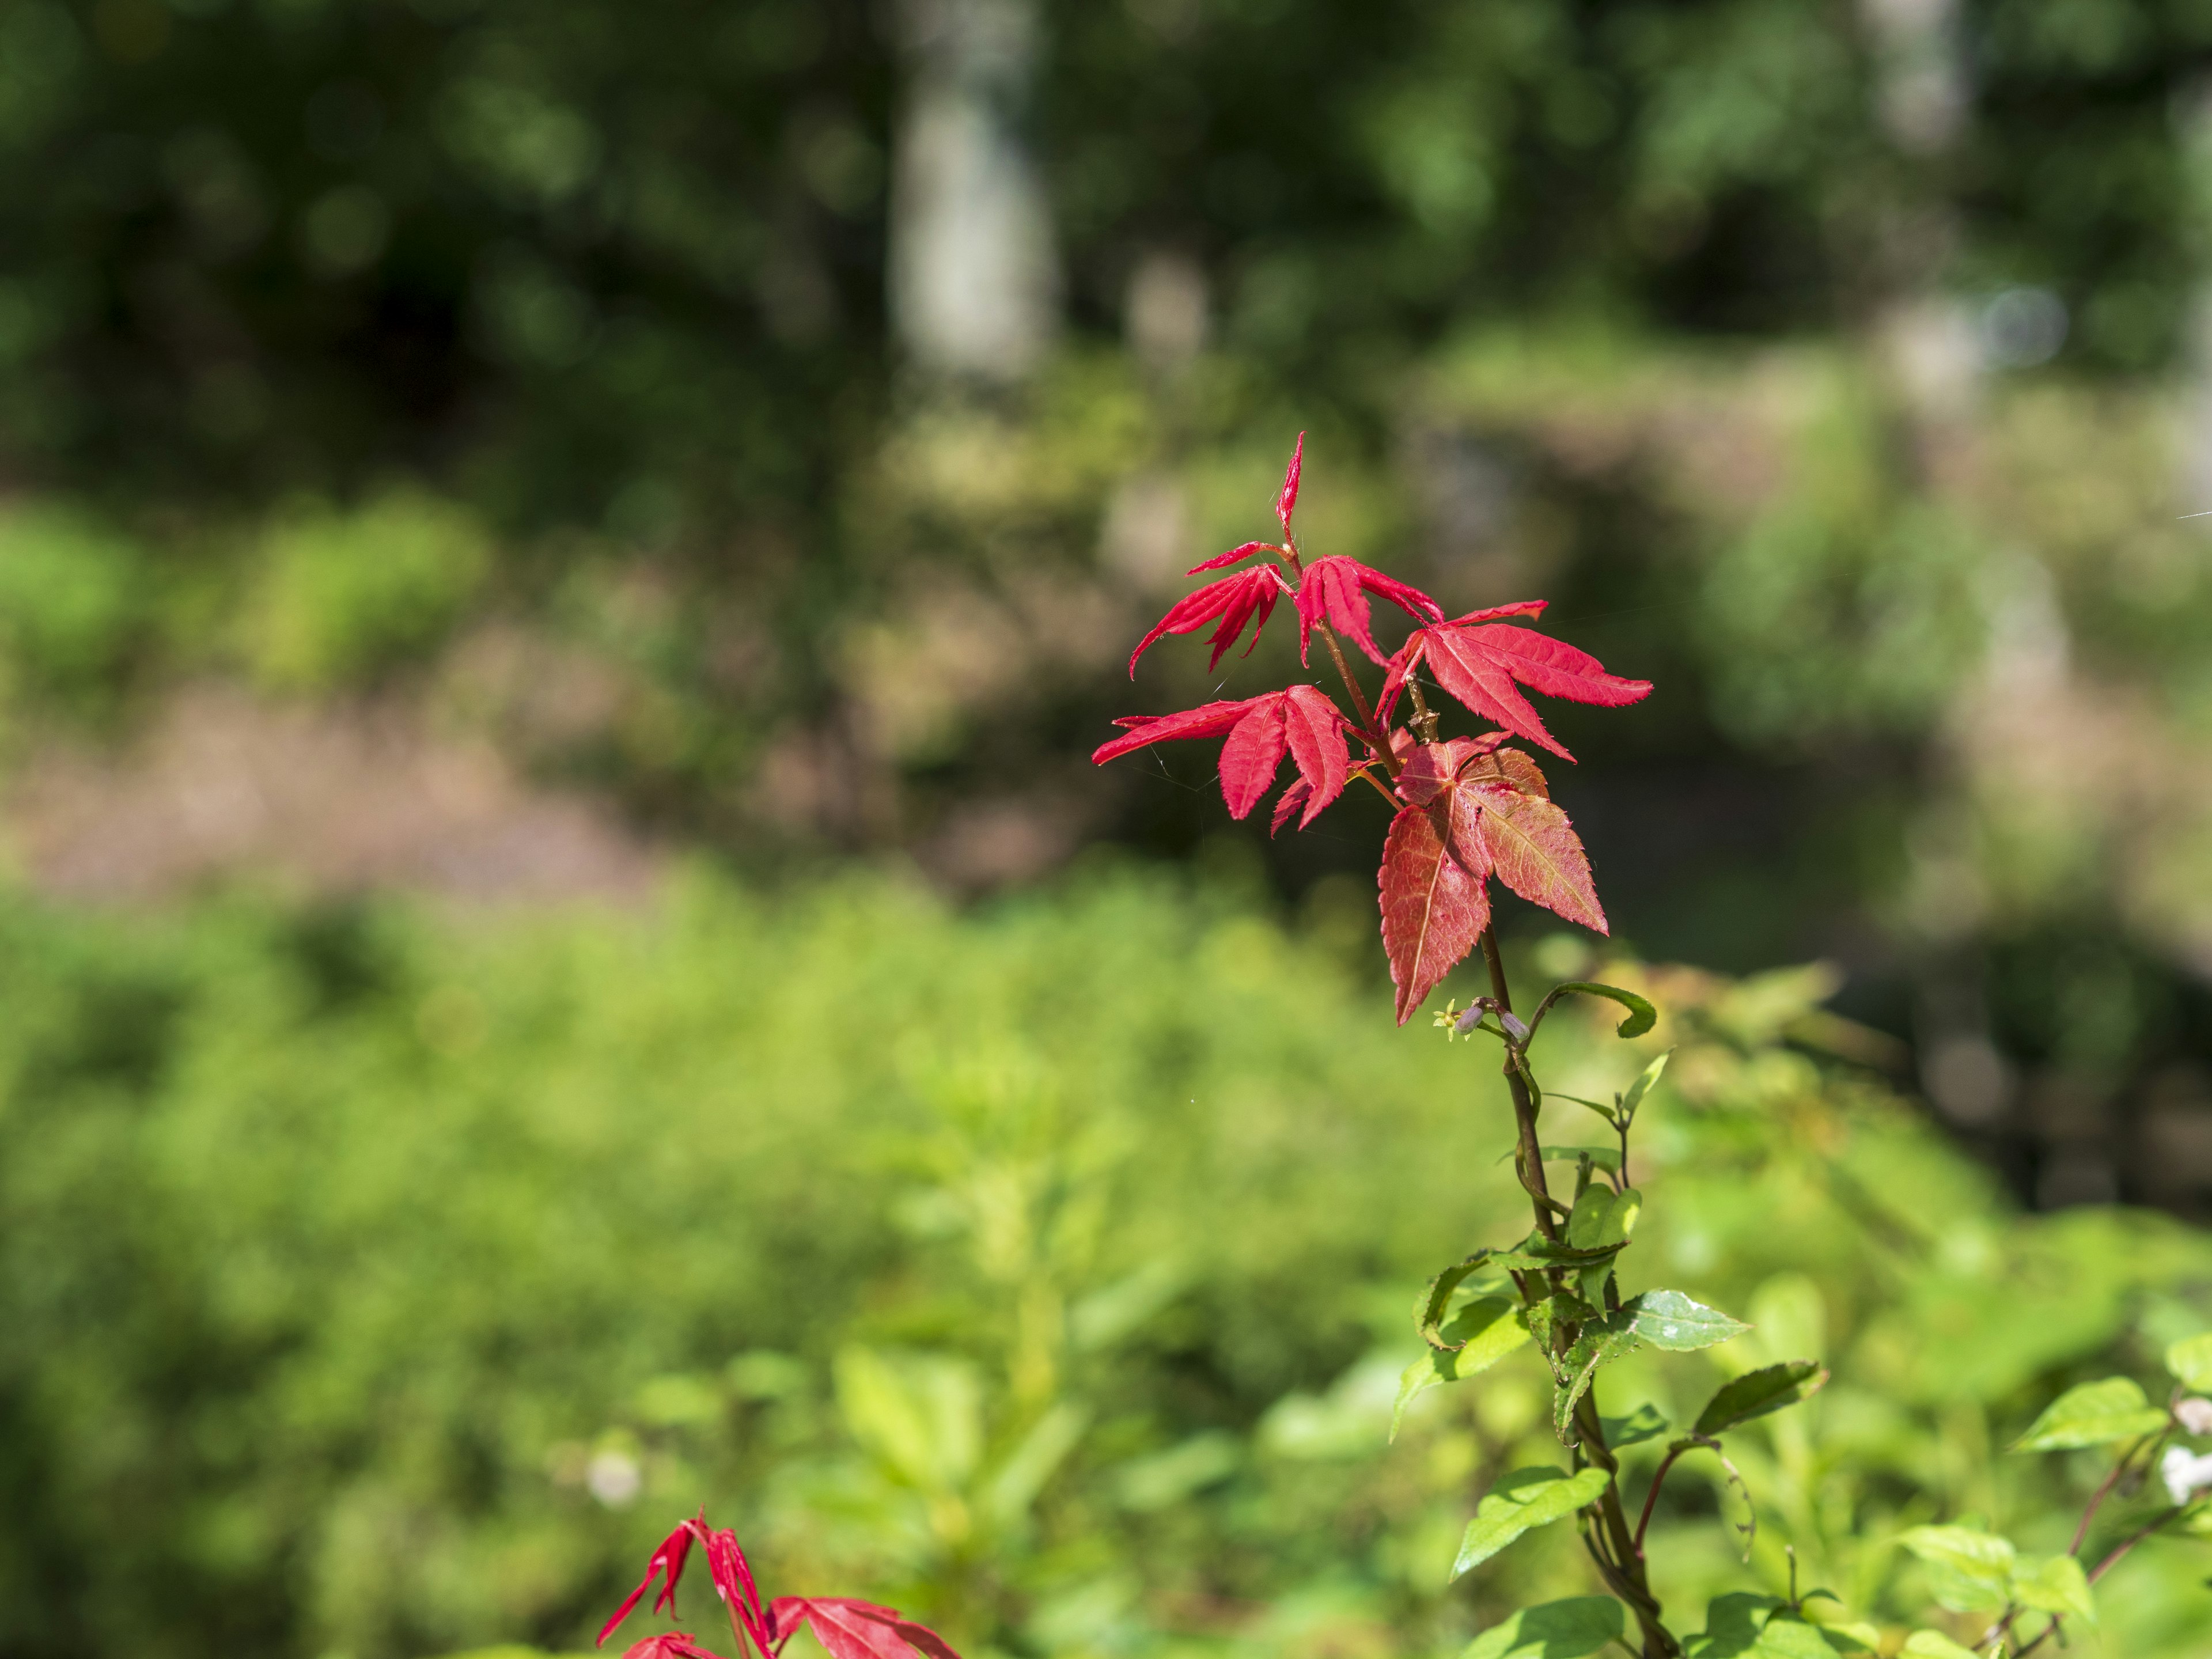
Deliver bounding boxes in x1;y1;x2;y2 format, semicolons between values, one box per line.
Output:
1397;612;1652;760
1276;431;1305;532
771;1599;964;1659
1468;782;1606;933
1294;556;1443;665
1218;699;1289;819
1188;540;1275;575
599;1518;700;1645
1127;566;1283;676
1378;800;1491;1025
1270;777;1311;836
1279;684;1349;824
620;1637;723;1659
1092;698;1264;764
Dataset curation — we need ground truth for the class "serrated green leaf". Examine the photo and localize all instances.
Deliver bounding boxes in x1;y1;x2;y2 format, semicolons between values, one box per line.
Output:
2011;1377;2167;1452
1492;1231;1626;1274
1620;1048;1673;1120
1694;1361;1827;1436
1451;1465;1612;1578
2010;1552;2092;1620
1602;1402;1669;1448
1899;1525;2016;1612
1565;1184;1613;1249
1392;1299;1531;1441
1554;1310;1641;1441
2166;1332;2212;1391
1630;1289;1750;1352
1899;1634;1976;1659
1416;1252;1498;1350
1463;1596;1623;1659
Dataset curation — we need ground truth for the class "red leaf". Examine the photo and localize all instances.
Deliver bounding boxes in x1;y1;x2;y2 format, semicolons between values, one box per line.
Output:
1378;799;1491;1024
1270;777;1311;836
1276;431;1305;533
1467;746;1548;799
1468;782;1606;933
1187;540;1275;575
1218;698;1289;818
1392;735;1511;806
1293;556;1443;666
1092;698;1264;765
700;1528;772;1658
1392;611;1651;760
1279;684;1349;824
1128;566;1283;676
772;1599;964;1659
598;1517;700;1645
619;1637;723;1659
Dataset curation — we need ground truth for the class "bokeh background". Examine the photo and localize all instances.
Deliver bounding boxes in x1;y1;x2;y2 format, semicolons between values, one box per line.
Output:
8;1;2212;1655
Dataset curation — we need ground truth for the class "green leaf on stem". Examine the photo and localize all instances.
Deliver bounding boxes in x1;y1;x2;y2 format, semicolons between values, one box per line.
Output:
1463;1597;1623;1659
1451;1464;1612;1578
1898;1634;1977;1659
1694;1361;1827;1436
1491;1231;1626;1274
1531;980;1657;1040
1619;1048;1673;1121
1496;1143;1624;1174
2010;1552;2093;1620
1566;1185;1641;1251
1601;1402;1670;1448
2011;1376;2168;1452
1522;1291;1597;1355
1391;1298;1531;1441
1554;1309;1641;1441
1628;1289;1751;1352
1416;1252;1498;1351
1740;1615;1868;1658
1897;1525;2015;1612
2166;1331;2212;1391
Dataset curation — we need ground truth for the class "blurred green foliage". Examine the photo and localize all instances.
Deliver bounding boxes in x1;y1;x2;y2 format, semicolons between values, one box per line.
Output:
2;869;2210;1659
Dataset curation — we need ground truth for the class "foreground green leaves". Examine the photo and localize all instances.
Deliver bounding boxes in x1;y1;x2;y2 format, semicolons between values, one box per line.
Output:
1453;1465;1612;1578
1630;1290;1751;1351
1393;1297;1531;1440
1695;1362;1828;1436
2011;1376;2167;1451
1463;1597;1623;1659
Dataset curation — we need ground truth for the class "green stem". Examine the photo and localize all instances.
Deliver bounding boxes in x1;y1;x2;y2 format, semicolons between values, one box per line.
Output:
1479;925;1678;1658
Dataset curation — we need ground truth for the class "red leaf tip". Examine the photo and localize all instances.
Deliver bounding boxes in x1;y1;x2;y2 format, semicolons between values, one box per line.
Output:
1275;431;1305;533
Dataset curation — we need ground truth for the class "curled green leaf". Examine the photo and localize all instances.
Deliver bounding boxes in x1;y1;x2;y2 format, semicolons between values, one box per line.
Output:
1391;1298;1531;1441
1529;979;1658;1041
1694;1361;1828;1437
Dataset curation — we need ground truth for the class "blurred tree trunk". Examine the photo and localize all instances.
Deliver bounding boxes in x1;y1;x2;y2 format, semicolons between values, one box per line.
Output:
889;0;1060;380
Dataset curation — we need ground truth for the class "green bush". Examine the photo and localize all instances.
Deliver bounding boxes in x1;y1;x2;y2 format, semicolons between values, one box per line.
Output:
0;868;2207;1659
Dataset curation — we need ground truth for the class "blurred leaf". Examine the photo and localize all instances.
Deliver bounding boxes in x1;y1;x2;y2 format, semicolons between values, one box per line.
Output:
1898;1526;2016;1613
983;1402;1088;1527
1463;1596;1623;1659
1899;1634;1978;1659
2010;1552;2092;1621
2011;1377;2166;1452
1452;1465;1612;1578
1601;1402;1669;1449
2165;1332;2212;1392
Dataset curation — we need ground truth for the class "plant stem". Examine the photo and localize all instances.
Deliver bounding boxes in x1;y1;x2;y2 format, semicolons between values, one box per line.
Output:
1480;925;1677;1658
1313;622;1381;747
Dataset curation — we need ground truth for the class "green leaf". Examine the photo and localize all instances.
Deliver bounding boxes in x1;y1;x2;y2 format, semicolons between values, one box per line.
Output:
1694;1361;1827;1436
1898;1525;2016;1613
1498;1142;1624;1174
1899;1635;1977;1659
1535;980;1657;1039
1619;1048;1673;1120
1463;1597;1623;1659
1602;1402;1669;1448
1743;1617;1863;1658
2166;1332;2212;1391
1630;1289;1750;1352
1684;1593;1780;1657
2011;1377;2167;1452
2010;1552;2092;1620
1416;1252;1498;1350
1491;1231;1626;1274
1554;1310;1641;1441
1392;1298;1532;1441
1452;1465;1612;1578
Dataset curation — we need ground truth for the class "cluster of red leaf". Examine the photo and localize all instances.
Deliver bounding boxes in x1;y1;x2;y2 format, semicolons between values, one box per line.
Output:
599;1513;960;1659
1095;435;1650;1024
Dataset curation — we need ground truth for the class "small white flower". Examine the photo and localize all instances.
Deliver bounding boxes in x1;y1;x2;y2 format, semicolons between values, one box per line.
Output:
588;1449;643;1508
2175;1396;2212;1436
2160;1445;2212;1506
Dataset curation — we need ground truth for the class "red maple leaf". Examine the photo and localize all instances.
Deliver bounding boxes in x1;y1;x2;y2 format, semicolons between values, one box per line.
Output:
616;1637;724;1659
1380;601;1651;760
1187;539;1277;575
1127;565;1285;677
1377;740;1606;1021
1094;686;1350;826
1294;555;1442;666
771;1599;963;1659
